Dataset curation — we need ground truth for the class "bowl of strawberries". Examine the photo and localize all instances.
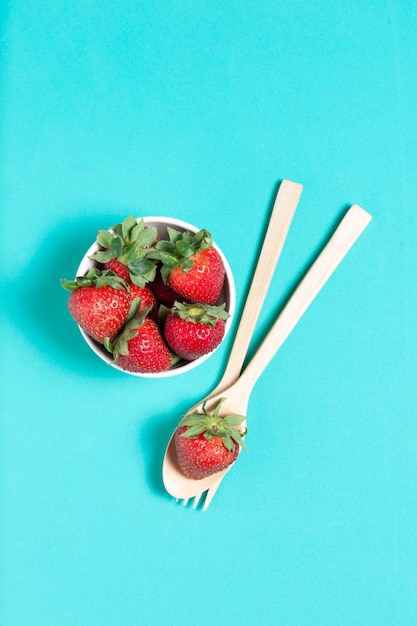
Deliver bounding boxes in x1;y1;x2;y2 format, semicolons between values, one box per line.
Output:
61;216;236;377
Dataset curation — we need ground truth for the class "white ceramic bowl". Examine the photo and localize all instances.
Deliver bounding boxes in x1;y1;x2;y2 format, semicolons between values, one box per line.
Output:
75;216;236;378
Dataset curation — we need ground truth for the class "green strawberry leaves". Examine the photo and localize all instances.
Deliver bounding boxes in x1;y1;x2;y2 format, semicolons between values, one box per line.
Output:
149;228;213;282
170;301;230;326
60;268;130;291
127;258;157;287
88;216;158;286
179;398;247;453
89;233;122;263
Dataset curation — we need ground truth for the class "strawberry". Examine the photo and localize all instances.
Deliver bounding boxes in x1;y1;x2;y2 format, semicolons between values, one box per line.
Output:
164;302;229;361
149;266;180;307
174;399;247;479
89;216;158;287
106;310;174;373
152;228;225;304
61;269;133;343
129;283;158;321
104;257;131;282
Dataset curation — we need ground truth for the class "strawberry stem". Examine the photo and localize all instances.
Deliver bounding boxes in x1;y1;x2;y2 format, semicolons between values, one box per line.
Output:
179;398;248;452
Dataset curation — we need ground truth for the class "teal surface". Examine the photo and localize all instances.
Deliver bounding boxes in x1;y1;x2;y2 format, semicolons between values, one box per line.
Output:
1;2;416;625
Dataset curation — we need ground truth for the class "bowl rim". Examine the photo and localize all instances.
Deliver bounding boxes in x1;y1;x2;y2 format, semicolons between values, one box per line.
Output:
75;215;236;378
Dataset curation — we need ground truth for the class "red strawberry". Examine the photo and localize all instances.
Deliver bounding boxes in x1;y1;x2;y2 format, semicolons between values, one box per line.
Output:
149;266;180;307
107;311;174;373
174;399;247;479
155;229;225;304
164;302;229;361
89;216;158;287
169;247;224;304
129;283;158;321
61;269;132;343
104;257;131;282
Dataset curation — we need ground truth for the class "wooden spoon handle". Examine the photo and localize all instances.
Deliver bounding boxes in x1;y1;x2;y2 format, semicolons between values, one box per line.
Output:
239;204;372;392
215;180;303;393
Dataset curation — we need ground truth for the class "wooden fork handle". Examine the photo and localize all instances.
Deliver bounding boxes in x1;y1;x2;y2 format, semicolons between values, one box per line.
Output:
216;179;303;392
239;204;372;391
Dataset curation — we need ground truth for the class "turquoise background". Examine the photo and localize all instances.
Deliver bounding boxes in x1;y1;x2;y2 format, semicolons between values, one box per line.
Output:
1;2;416;624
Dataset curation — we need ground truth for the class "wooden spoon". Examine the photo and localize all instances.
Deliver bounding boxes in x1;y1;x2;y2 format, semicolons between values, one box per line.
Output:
164;203;372;503
162;179;303;498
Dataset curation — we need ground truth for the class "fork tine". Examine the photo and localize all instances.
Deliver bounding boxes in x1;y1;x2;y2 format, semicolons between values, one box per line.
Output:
175;497;190;506
174;483;221;510
174;493;206;509
192;492;204;509
202;478;223;511
202;488;217;511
